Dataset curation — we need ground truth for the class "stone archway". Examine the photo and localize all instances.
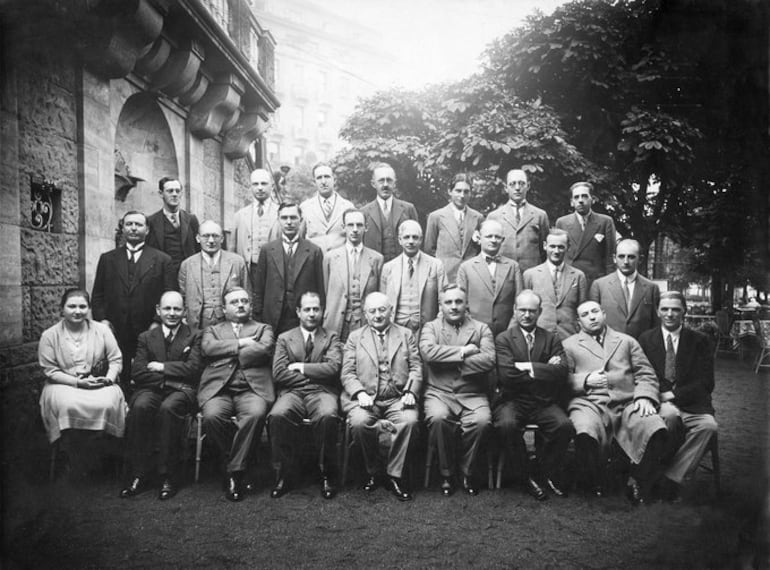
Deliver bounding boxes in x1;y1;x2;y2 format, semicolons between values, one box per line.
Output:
114;93;178;221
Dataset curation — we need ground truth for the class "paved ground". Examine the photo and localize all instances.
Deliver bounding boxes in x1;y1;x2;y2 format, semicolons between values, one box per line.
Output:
2;358;769;569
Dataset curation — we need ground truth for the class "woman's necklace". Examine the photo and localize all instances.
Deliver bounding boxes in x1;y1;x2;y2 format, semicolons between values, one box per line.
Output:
64;324;85;347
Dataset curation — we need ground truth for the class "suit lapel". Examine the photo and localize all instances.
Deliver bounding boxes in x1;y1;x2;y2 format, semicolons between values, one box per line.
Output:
386;326;403;365
576;213;597;255
366;203;382;232
359;249;373;283
556;267;576;306
115;248;131;290
501;204;517;231
440;206;462;249
360;328;378;365
510;327;529;360
493;260;509;299
180;210;191;248
391;199;405;225
290;241;311;284
461;210;477;254
471;257;495;296
416;254;430;297
312;328;328;361
628;278;645;318
390;255;404;299
608;274;628;318
516;205;534;233
269;243;285;282
289;327;305;361
578;331;605;360
603;330;622;366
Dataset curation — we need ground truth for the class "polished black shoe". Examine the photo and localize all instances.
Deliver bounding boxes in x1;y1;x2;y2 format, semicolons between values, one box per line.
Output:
243;478;257;493
120;476;147;498
590;485;604;498
545;478;567;498
158;478;176;501
270;477;288;499
526;477;547;501
388;477;413;501
225;474;243;502
659;478;682;503
461;476;478;496
626;479;644;506
321;476;336;499
440;477;454;497
362;475;379;492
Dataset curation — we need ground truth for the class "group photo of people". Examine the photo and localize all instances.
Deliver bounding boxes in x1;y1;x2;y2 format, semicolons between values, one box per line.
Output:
41;163;717;511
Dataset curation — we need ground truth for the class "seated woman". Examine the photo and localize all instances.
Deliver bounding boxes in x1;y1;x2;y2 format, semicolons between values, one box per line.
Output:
38;288;127;474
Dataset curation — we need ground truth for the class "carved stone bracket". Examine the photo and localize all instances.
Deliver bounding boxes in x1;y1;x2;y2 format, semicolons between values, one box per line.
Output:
223;105;269;159
155;40;206;99
189;73;245;139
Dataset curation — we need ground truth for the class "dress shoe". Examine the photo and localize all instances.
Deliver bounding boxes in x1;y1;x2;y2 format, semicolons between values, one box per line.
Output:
270;477;288;499
158;478;176;501
120;476;147;499
362;475;379;492
225;474;243;502
440;477;454;497
626;478;644;506
461;476;478;496
321;476;336;499
388;477;413;501
545;478;567;498
590;485;604;498
526;477;547;501
659;478;682;503
243;478;257;493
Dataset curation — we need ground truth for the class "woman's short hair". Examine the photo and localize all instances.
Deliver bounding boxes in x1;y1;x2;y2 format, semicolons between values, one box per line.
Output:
60;288;91;309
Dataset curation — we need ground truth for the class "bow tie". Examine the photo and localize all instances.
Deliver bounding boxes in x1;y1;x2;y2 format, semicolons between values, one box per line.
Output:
485;255;500;264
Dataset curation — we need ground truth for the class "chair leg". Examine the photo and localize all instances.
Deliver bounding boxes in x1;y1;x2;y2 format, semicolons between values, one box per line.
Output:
195;414;203;484
49;441;57;483
495;451;505;490
486;449;494;490
710;434;721;495
423;444;433;489
341;421;351;489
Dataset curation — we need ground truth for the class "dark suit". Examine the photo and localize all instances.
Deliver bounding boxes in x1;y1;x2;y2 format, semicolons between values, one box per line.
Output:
91;245;175;379
639;327;717;484
146;209;200;274
268;326;342;476
198;319;275;473
494;326;573;481
361;198;419;262
420;316;495;478
127;324;202;478
555;211;616;285
252;237;325;335
589;272;660;339
456;254;524;336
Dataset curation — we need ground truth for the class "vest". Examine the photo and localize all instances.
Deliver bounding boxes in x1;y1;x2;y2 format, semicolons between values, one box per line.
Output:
378;206;399;262
395;259;420;331
162;215;184;264
200;257;224;329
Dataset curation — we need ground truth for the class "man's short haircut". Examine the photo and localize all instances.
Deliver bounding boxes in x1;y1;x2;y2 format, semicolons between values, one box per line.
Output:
371;162;395;179
547;227;569;239
450;172;474;187
122;210;147;224
398;219;422;238
311;161;333;178
297;291;323;309
278;201;302;216
569;181;594;194
222;286;249;304
342;208;365;224
440;283;467;300
158;176;180;191
659;290;687;311
60;288;90;309
616;238;641;254
515;289;542;307
158;290;184;307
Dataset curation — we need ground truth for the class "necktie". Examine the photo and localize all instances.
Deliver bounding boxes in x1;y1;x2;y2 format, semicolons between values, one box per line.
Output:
322;198;333;219
170;213;179;229
408;257;414;278
233;323;242;337
351;249;360;277
128;245;143;263
458;211;465;241
515;206;521;226
305;333;314;362
594;333;603;347
665;334;676;383
553;267;561;296
257;202;265;217
286;242;294;259
579;215;585;232
165;329;174;345
526;332;534;360
378;332;387;353
623;278;632;312
382;201;390;218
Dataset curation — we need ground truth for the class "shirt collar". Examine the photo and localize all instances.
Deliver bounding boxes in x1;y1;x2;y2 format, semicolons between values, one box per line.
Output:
346;242;363;256
510;200;528;209
377;196;393;210
300;326;315;341
163;207;179;218
126;242;145;253
520;326;536;338
283;234;300;245
575;211;591;222
202;250;221;265
403;251;421;264
162;324;180;338
547;260;565;272
617;270;638;283
662;326;682;341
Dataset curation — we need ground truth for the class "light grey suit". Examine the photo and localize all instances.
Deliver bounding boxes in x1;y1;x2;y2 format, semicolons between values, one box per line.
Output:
523;262;587;340
423;204;483;282
487;201;549;272
589;272;660;340
300;192;355;253
380;252;447;332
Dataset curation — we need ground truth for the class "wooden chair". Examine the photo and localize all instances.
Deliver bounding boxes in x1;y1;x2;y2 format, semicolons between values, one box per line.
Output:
714;310;741;359
422;426;495;490
698;433;721;495
495;423;540;489
752;319;770;373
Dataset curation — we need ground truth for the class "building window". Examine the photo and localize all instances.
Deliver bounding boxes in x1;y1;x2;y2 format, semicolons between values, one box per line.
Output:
30;176;61;233
292;146;303;166
292;106;305;130
267;141;280;163
317;110;327;128
250;27;260;68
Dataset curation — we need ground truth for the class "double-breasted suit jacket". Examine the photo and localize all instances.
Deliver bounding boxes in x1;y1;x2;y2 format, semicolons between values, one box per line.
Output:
91;245;175;358
272;326;342;396
555;211;617;284
589;272;660;339
197;320;275;407
322;245;383;337
487;202;549;272
423;204;483;282
146;209;200;264
340;324;423;413
563;327;664;464
523;262;587;340
132;324;202;400
252;238;325;333
380;252;447;331
456;254;524;337
360;198;418;261
231;199;282;266
300;193;355;253
178;251;250;329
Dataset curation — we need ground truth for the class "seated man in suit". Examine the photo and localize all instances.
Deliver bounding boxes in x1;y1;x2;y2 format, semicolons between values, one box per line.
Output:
494;290;574;501
589;239;660;339
380;220;447;334
198;287;275;502
121;291;202;500
361;162;419;262
457;219;524;337
341;292;423;501
178;220;250;329
323;208;384;342
523;228;587;340
563;300;668;505
420;284;495;496
639;291;717;502
300;162;354;253
252;202;325;335
268;292;342;499
423;173;483;282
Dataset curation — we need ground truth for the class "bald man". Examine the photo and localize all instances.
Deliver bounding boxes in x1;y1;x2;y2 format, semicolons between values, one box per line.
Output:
232;169;282;267
178;220;250;329
380;220;447;333
121;291;202;501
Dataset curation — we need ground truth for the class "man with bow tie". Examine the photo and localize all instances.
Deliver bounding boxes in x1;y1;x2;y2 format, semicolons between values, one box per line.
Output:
523;229;587;340
420;284;495;496
252;202;325;335
299;162;354;253
198;287;275;502
268;292;343;499
493;290;573;501
341;292;423;501
380;220;447;334
456;219;524;337
563;300;668;505
121;291;202;501
92;211;175;385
